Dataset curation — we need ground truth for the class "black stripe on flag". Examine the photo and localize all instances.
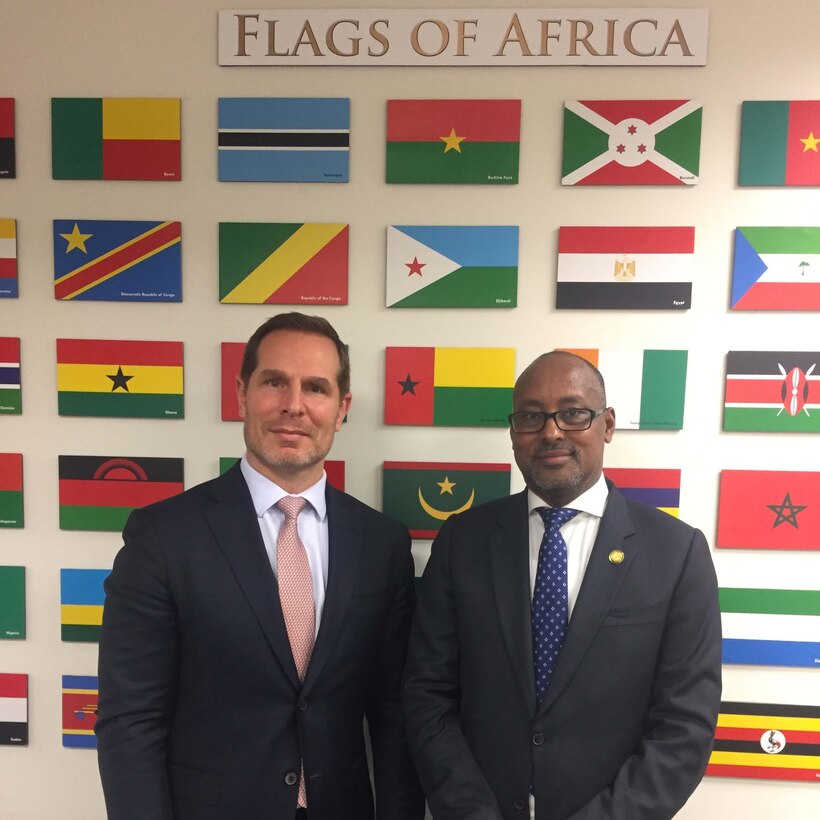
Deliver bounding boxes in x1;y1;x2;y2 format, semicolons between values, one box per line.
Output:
720;701;820;718
218;132;349;149
58;455;183;482
713;739;819;756
556;282;692;310
0;722;28;745
0;137;15;177
726;351;820;376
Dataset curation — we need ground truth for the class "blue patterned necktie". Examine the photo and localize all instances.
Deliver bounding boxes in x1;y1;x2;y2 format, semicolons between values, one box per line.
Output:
532;507;579;702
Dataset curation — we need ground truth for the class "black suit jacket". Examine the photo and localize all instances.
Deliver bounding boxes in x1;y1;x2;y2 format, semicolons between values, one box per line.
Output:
97;464;423;820
403;486;721;820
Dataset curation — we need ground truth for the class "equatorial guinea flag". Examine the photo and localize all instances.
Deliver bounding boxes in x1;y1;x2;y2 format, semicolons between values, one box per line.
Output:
0;673;27;745
0;218;17;297
0;336;21;414
62;675;98;748
602;468;680;517
0;98;15;178
0;453;23;528
60;569;109;643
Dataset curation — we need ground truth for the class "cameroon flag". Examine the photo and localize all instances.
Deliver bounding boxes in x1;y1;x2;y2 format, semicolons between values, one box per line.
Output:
0;453;23;528
60;569;109;643
62;675;98;748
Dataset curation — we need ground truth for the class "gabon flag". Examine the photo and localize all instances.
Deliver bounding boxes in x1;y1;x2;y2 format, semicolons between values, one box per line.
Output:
62;675;98;748
60;569;109;643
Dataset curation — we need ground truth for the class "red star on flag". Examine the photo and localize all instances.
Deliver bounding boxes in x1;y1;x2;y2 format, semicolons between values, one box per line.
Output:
405;257;426;276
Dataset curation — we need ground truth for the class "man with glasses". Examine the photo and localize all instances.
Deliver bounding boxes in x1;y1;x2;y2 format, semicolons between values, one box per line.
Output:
404;350;721;820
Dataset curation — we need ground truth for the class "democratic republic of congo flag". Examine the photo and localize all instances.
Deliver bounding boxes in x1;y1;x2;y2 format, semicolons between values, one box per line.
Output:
0;453;23;528
56;338;184;419
0;98;15;178
61;569;109;643
0;337;21;414
62;675;98;748
0;673;27;745
0;218;17;298
603;468;680;517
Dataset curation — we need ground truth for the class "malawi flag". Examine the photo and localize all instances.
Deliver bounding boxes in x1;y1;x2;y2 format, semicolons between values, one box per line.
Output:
386;99;521;184
56;338;184;419
62;675;98;748
61;569;109;643
219;222;348;305
0;673;27;746
0;453;23;528
739;101;820;186
0;98;14;178
562;100;702;186
0;218;17;298
603;468;680;517
0;565;25;639
0;336;21;414
723;350;820;432
52;97;180;181
708;701;820;783
556;226;694;309
385;347;515;427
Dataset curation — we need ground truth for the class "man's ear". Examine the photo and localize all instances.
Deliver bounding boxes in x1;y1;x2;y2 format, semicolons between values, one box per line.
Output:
336;393;352;431
235;376;247;420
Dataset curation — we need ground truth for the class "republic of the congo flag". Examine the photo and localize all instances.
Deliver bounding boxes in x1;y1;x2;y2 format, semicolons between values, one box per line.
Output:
731;227;820;310
61;569;109;643
562;100;702;185
739;101;820;186
52;97;181;180
0;566;25;640
59;455;184;531
0;337;21;414
0;673;27;745
0;99;14;178
219;222;348;304
218;97;349;182
53;219;181;301
602;468;680;517
385;347;514;427
56;338;184;419
708;701;820;783
62;675;98;748
386;225;518;308
723;351;820;432
386;99;520;184
0;453;23;528
0;218;17;298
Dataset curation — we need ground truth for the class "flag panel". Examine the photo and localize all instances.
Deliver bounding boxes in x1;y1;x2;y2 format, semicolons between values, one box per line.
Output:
61;569;109;642
384;347;435;425
0;336;21;414
0;218;18;298
0;566;25;640
0;453;23;528
62;675;98;748
221;342;245;421
0;98;15;179
0;672;27;745
602;468;680;516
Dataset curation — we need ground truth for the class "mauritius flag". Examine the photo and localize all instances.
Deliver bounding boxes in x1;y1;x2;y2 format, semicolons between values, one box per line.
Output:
0;218;17;297
603;468;680;517
0;673;27;745
0;453;23;528
61;569;109;643
62;675;98;748
0;98;14;178
0;336;21;414
386;99;520;184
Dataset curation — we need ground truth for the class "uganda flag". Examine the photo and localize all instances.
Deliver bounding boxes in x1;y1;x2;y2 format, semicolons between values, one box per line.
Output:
0;565;25;639
385;347;515;427
602;468;680;517
383;462;511;538
61;569;109;643
0;218;17;298
708;701;820;782
386;99;520;184
0;98;14;178
0;453;23;528
56;338;184;419
0;673;27;746
562;100;702;186
62;675;98;748
0;336;21;414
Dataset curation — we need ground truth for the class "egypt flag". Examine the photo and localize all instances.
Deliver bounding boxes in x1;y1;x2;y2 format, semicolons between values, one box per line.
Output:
386;99;521;184
0;98;14;178
0;673;27;745
603;468;680;517
723;351;820;432
0;337;21;414
57;338;184;419
385;347;514;427
51;97;180;181
219;222;348;304
562;100;702;186
0;218;17;298
62;675;98;748
0;453;23;528
61;569;109;643
387;225;518;308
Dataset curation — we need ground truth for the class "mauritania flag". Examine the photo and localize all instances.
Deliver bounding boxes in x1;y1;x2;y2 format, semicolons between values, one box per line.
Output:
387;225;518;308
62;675;98;748
0;453;23;528
219;222;348;305
383;462;511;538
556;226;694;309
603;468;680;517
0;566;25;639
717;470;820;551
218;97;349;182
562;100;702;186
61;569;109;643
0;98;14;178
0;673;27;745
0;218;17;297
731;227;820;310
739;101;820;186
57;338;184;419
560;348;688;430
385;347;514;427
59;455;184;531
721;587;820;668
386;99;520;184
0;336;21;414
723;350;820;432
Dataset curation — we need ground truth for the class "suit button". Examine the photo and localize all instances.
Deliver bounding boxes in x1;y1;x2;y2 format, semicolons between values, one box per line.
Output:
284;771;298;786
513;798;526;811
297;699;308;711
532;732;544;746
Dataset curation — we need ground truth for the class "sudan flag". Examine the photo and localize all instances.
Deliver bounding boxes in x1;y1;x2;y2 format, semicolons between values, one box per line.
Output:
0;217;17;298
0;336;21;414
0;98;14;178
603;468;680;517
0;452;23;528
61;569;109;643
0;673;27;746
62;675;98;748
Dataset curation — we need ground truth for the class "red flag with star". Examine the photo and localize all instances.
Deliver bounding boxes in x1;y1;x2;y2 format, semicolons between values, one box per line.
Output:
384;347;434;424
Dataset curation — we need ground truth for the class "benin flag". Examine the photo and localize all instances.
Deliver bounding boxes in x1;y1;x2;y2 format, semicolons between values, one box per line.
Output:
0;453;23;528
386;99;520;184
61;569;109;643
62;675;98;748
385;347;515;427
708;701;820;782
0;98;14;178
52;97;180;181
219;222;348;304
562;100;702;185
56;338;184;419
0;336;21;414
0;566;25;640
603;468;680;517
0;673;27;745
0;218;17;298
739;101;820;186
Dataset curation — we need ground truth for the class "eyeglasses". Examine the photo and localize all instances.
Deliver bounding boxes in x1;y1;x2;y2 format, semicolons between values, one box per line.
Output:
508;408;607;433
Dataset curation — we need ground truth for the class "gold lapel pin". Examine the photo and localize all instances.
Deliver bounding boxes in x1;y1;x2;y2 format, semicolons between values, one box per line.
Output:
608;549;625;565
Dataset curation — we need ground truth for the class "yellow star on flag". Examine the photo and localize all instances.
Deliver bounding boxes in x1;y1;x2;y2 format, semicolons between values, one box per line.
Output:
60;223;93;253
440;128;466;154
437;476;456;495
800;131;820;152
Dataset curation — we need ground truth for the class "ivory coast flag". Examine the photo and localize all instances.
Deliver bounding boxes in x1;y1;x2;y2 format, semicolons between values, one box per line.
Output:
602;468;680;517
62;675;98;748
56;338;184;419
0;453;23;528
0;218;17;298
60;569;109;643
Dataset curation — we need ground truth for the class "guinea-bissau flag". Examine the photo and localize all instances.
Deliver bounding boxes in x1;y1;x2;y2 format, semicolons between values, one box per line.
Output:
51;97;181;181
0;673;27;746
61;569;109;643
0;98;14;178
723;350;820;432
0;336;21;414
386;99;521;184
0;565;25;640
382;462;511;538
59;455;184;531
385;347;514;427
602;468;680;517
562;100;702;186
0;218;17;298
708;701;820;782
0;453;23;528
62;674;98;748
56;338;184;419
739;101;820;186
219;456;345;490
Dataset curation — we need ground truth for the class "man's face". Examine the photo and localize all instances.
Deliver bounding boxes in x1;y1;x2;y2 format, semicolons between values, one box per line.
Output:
510;354;615;507
237;330;351;492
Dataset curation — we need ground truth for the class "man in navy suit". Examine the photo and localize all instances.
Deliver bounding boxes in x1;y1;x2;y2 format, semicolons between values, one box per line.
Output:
97;312;423;820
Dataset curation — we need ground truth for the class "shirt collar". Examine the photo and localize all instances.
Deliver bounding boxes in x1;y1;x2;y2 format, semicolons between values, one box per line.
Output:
526;473;609;518
240;456;328;520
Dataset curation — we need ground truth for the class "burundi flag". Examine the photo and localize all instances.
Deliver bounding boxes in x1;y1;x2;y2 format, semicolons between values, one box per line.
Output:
218;97;350;182
0;336;21;414
56;338;184;419
560;348;688;430
385;347;515;427
562;100;702;186
731;227;820;310
602;468;680;517
0;673;27;745
723;350;820;432
0;566;25;640
0;218;17;298
62;675;98;748
386;225;518;308
386;99;521;184
0;453;23;528
219;222;348;304
0;98;14;178
61;569;109;643
556;226;694;309
739;101;820;186
51;97;181;181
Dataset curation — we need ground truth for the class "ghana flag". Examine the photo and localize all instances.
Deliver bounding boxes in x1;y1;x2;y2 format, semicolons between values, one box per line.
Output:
56;338;184;419
602;468;680;517
61;569;109;643
386;99;520;184
0;673;27;746
62;675;98;748
0;453;23;528
0;336;21;414
0;98;14;178
0;218;17;298
385;347;514;427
